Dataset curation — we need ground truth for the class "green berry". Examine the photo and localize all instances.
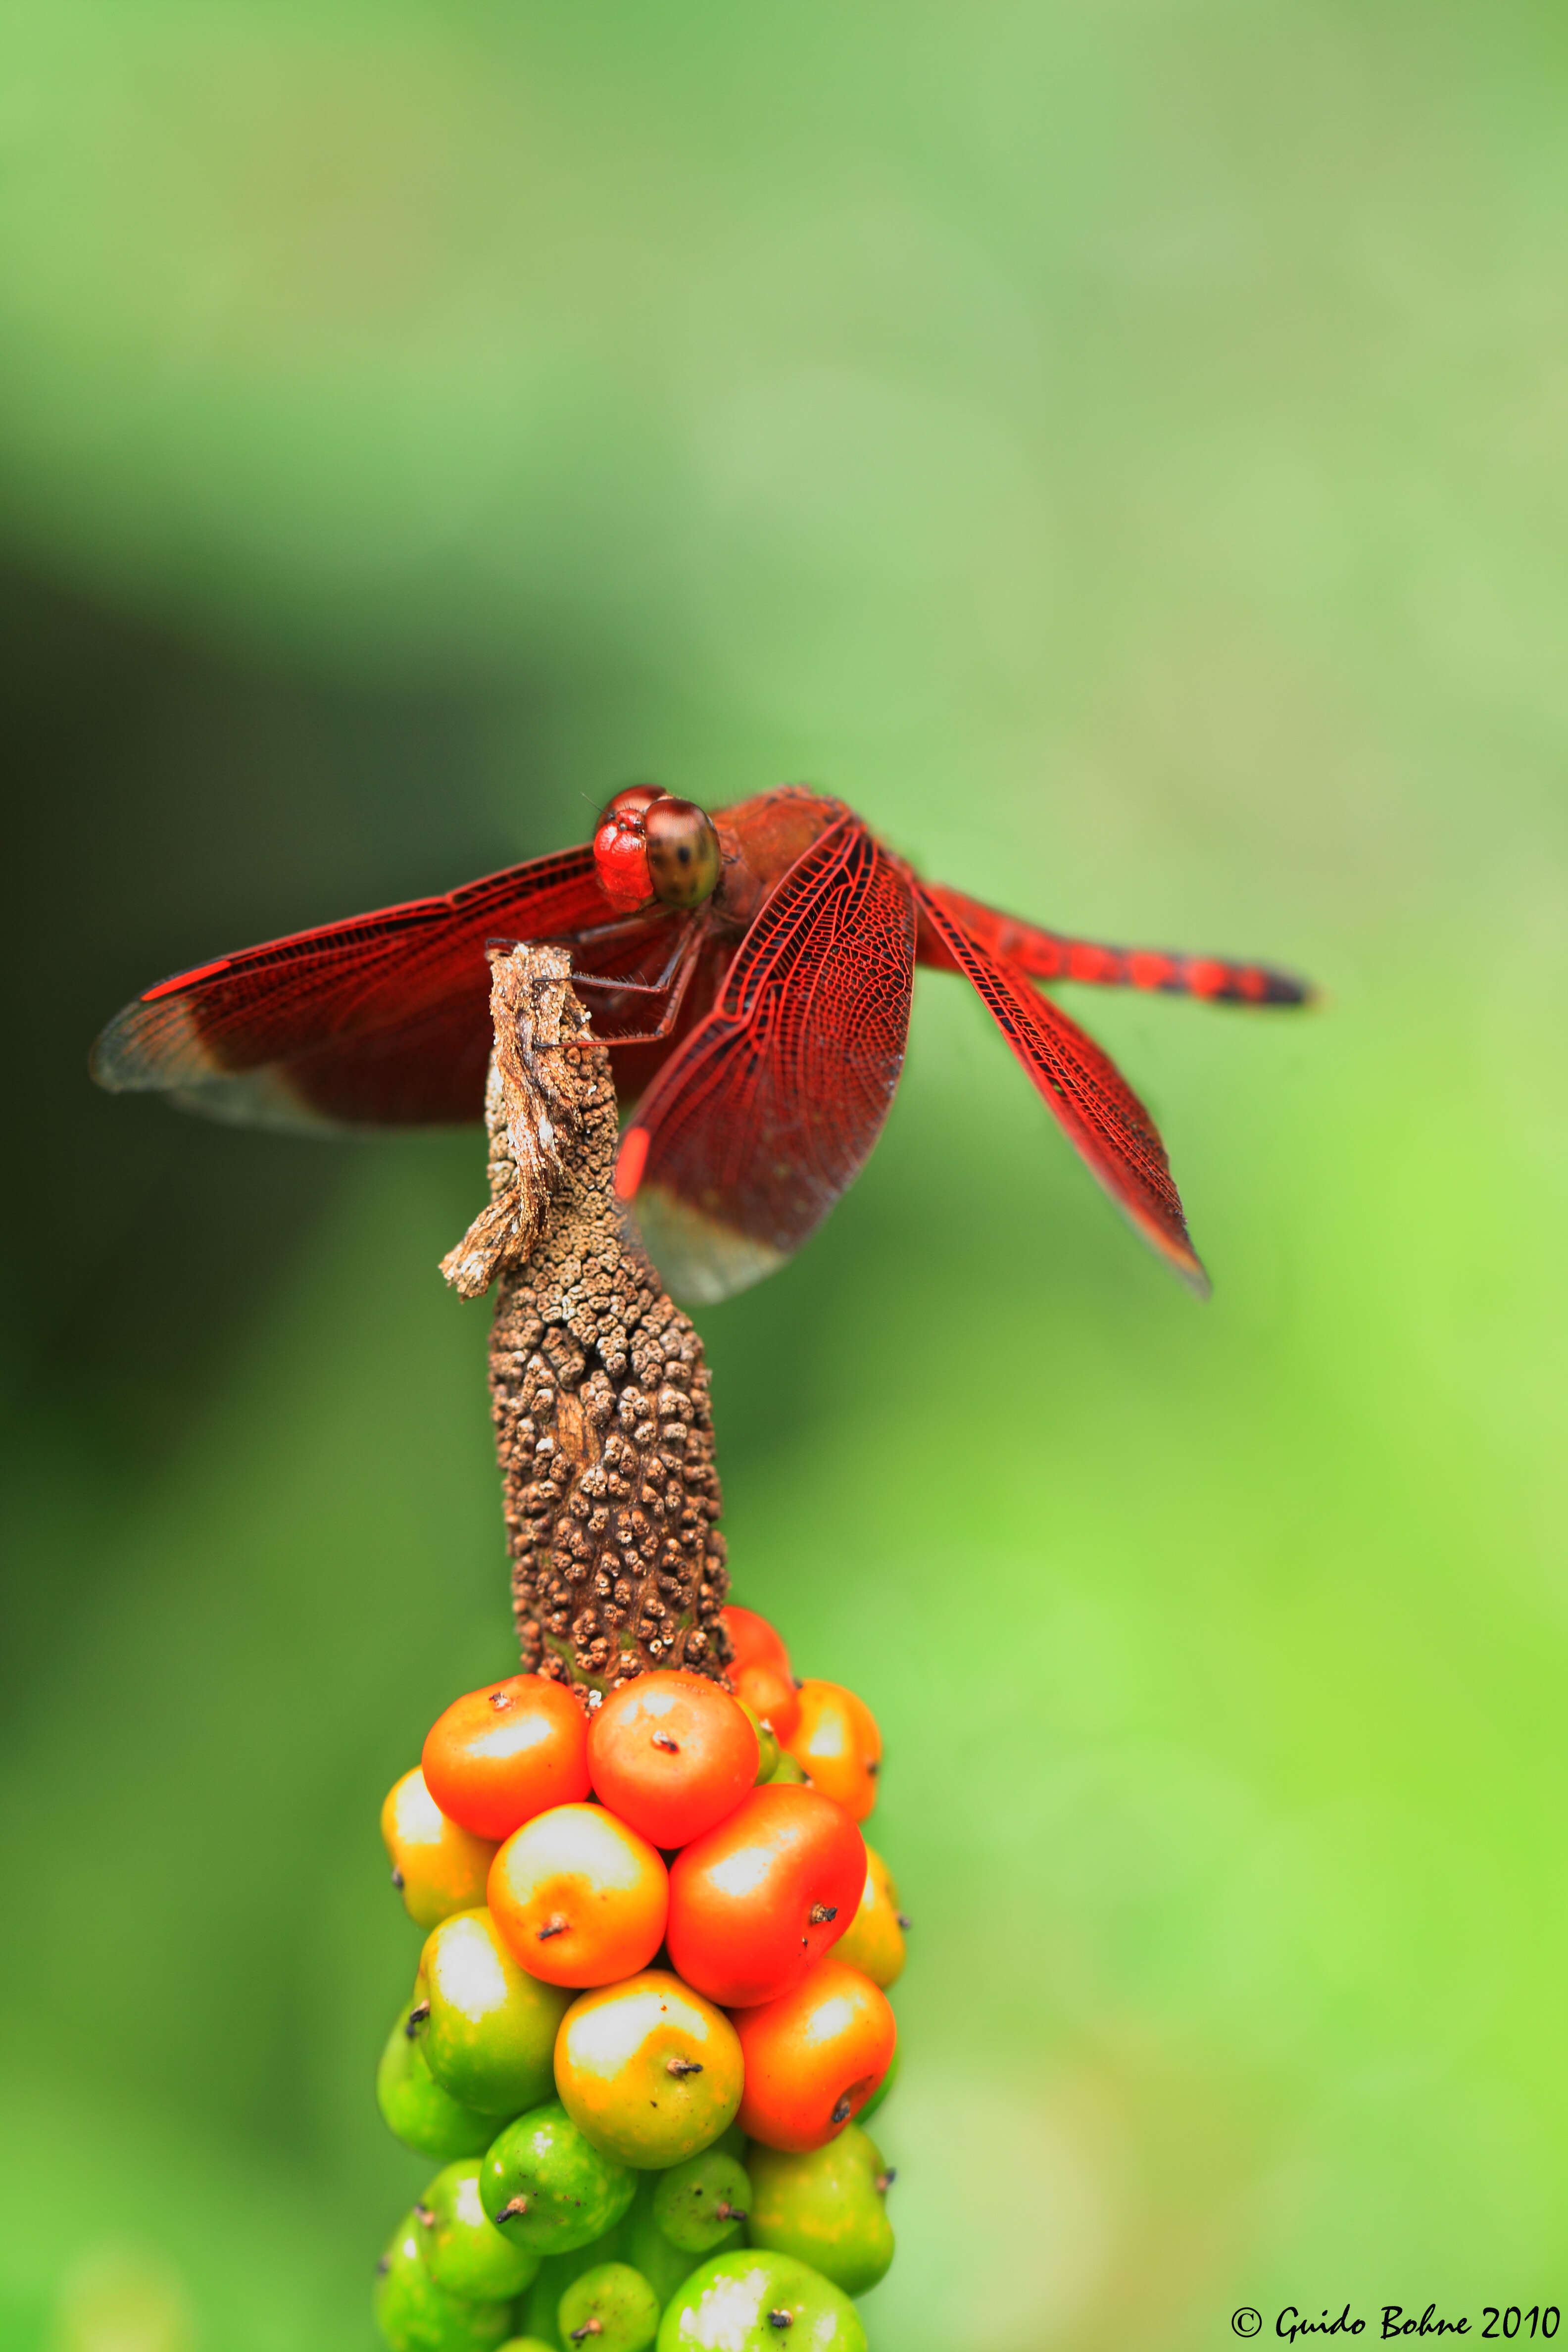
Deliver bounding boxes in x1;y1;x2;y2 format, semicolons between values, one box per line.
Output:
422;1909;571;2116
651;2151;751;2257
420;2159;541;2301
379;1996;500;2161
744;2126;893;2297
655;2251;866;2352
518;2225;629;2350
482;2103;637;2255
374;2209;515;2352
497;2342;559;2352
763;1752;807;1788
558;2263;660;2352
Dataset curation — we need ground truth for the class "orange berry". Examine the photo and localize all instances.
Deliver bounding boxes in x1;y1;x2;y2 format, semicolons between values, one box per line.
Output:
423;1675;590;1842
785;1681;881;1821
721;1605;791;1682
732;1662;800;1745
830;1844;905;1989
732;1959;896;2153
380;1767;498;1930
588;1672;758;1850
666;1786;865;2009
722;1605;800;1742
489;1803;668;1987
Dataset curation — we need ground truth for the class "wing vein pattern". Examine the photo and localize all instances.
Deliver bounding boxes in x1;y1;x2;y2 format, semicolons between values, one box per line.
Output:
916;881;1208;1291
93;848;619;1127
623;818;915;1297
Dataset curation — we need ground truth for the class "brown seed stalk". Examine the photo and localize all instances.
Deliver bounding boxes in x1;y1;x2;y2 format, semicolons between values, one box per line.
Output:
442;944;732;1701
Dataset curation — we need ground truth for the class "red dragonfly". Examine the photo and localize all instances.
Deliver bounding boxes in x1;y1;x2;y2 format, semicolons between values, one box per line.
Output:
92;786;1310;1300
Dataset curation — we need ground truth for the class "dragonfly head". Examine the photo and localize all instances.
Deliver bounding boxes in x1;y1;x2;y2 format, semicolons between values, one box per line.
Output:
593;788;722;915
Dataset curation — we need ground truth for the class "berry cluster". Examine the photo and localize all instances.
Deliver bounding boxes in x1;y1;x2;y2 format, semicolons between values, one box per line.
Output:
375;1607;904;2352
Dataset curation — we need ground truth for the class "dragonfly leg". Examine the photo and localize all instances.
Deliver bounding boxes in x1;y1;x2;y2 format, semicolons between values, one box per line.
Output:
568;917;706;1046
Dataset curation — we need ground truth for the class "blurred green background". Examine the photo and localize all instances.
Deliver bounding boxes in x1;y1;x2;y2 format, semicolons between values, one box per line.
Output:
2;2;1566;2346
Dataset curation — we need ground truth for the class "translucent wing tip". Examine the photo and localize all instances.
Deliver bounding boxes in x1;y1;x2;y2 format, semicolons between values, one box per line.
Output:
1092;1163;1211;1298
630;1181;787;1305
89;994;336;1131
88;995;200;1093
1167;1233;1213;1300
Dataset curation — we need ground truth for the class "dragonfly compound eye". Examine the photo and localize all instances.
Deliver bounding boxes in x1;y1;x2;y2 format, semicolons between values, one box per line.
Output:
592;786;664;913
643;796;721;910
